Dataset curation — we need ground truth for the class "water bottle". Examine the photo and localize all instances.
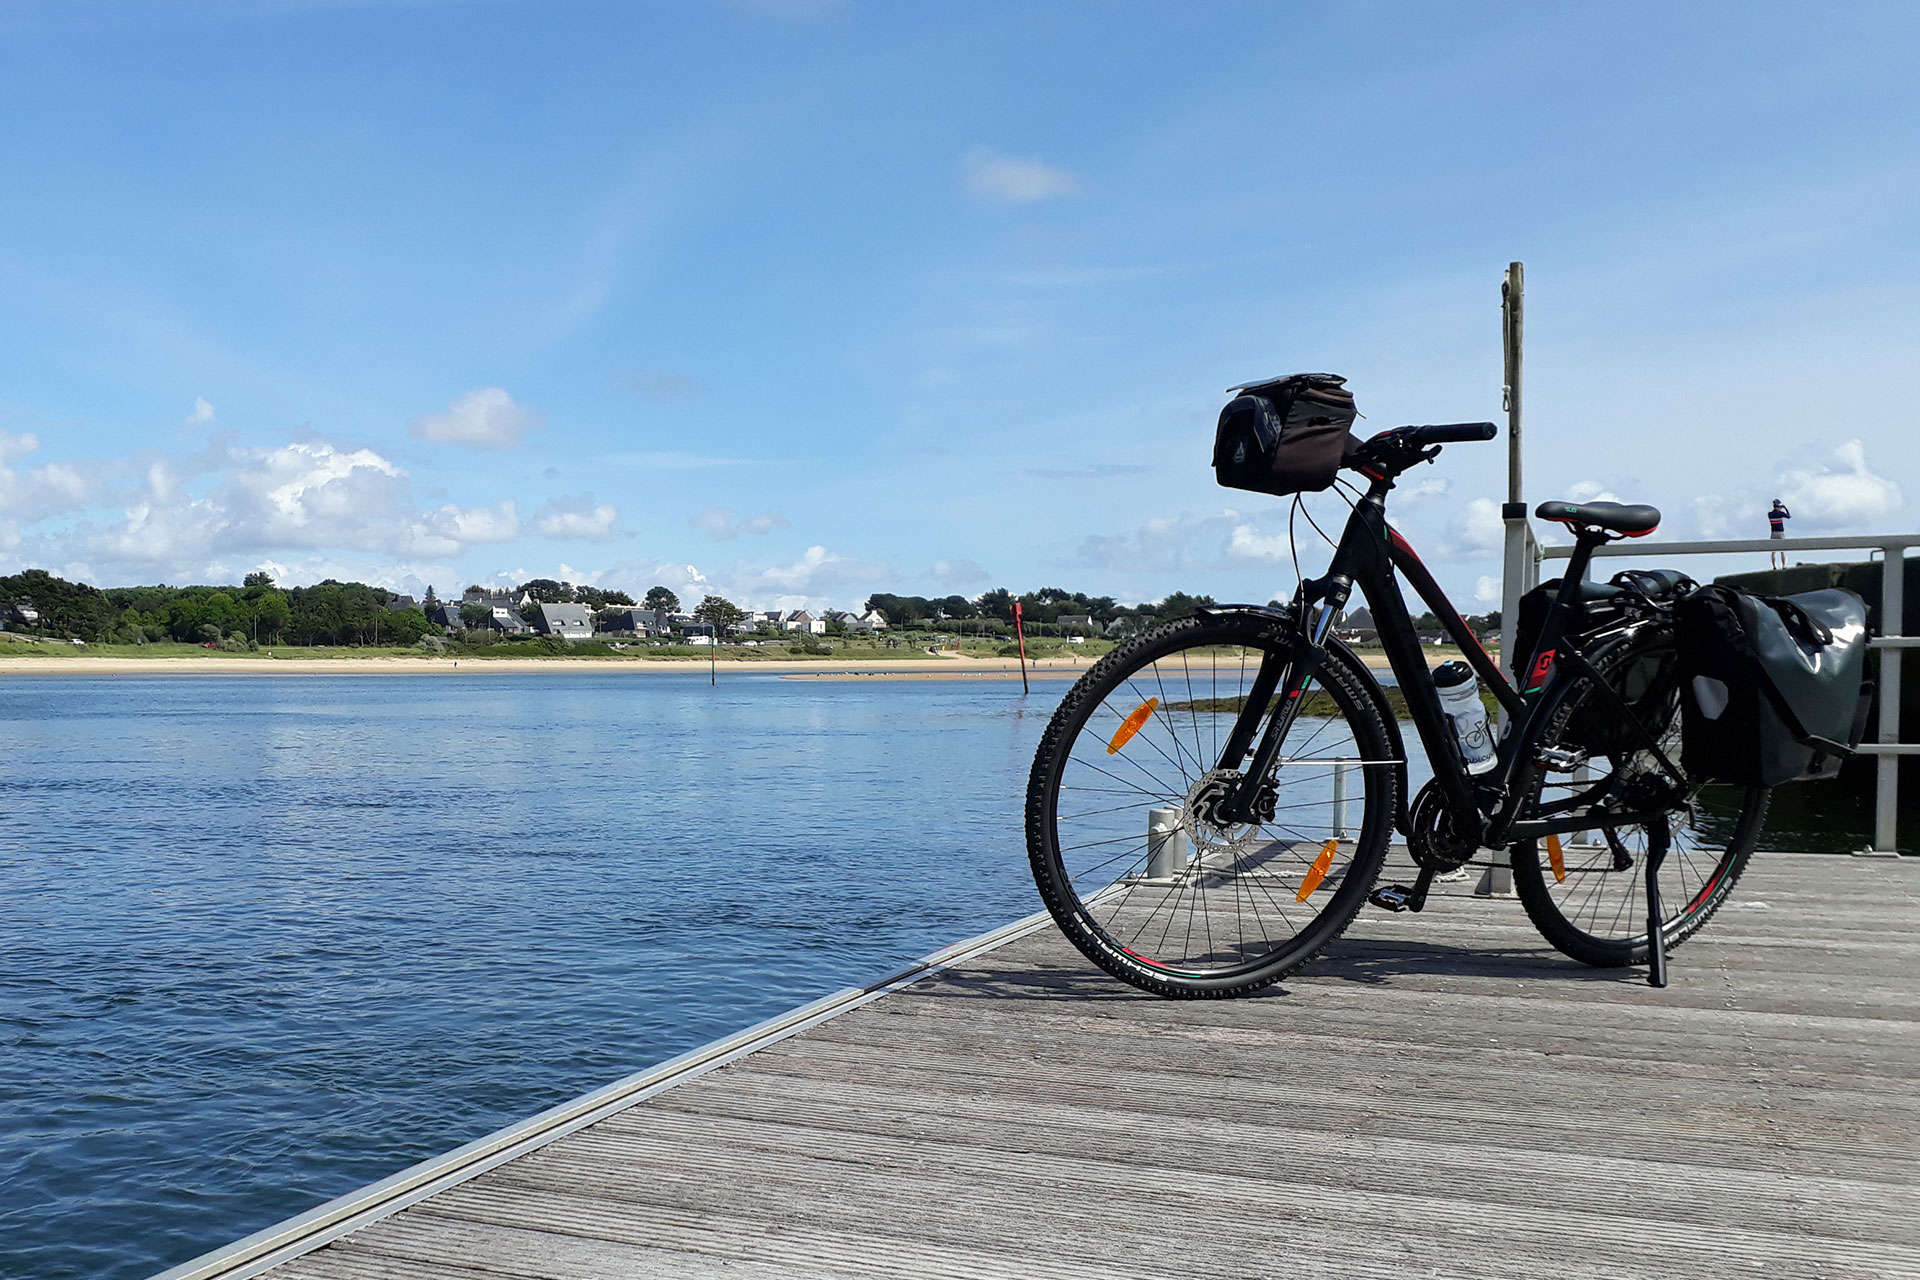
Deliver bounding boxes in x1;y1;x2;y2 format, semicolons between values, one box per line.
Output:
1434;660;1496;774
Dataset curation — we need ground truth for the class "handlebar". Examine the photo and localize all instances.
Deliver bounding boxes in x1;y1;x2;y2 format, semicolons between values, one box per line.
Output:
1401;422;1499;444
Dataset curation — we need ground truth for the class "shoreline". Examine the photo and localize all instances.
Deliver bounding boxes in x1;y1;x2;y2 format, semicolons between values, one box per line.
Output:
0;654;1099;677
0;650;1468;678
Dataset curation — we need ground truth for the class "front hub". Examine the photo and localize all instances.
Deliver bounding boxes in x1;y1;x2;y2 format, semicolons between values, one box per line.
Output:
1184;769;1276;864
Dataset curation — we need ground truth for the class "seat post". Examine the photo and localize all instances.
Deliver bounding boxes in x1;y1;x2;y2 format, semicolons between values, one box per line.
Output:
1557;529;1604;590
1523;530;1608;691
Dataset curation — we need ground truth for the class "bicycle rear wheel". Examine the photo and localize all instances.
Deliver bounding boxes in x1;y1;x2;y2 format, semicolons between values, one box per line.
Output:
1025;613;1396;997
1511;628;1770;968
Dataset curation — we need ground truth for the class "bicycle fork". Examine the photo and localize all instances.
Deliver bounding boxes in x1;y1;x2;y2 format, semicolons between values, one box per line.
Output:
1216;595;1340;823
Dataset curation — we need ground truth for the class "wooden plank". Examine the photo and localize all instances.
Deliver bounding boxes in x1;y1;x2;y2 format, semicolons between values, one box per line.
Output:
564;1103;1915;1245
252;853;1918;1280
660;1043;1920;1182
322;1214;870;1280
845;983;1920;1079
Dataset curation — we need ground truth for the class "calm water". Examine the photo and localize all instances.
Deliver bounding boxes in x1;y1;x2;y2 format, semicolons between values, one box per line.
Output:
0;668;1877;1280
0;673;1056;1280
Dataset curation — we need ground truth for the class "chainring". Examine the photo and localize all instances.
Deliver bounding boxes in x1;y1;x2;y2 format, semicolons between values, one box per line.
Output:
1407;779;1479;872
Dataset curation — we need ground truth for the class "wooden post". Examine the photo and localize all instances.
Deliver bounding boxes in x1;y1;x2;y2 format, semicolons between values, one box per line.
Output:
1013;601;1030;695
1481;261;1526;899
1504;261;1523;511
1497;260;1528;694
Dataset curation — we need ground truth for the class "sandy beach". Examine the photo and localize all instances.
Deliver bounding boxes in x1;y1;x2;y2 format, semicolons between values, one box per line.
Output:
0;649;1456;678
0;653;1103;677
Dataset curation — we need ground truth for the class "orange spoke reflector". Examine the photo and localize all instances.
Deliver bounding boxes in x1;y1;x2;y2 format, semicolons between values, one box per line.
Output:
1106;697;1159;754
1297;839;1339;902
1547;833;1566;883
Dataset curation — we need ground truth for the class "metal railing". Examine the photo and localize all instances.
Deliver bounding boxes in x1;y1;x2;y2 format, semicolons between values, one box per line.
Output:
1510;528;1916;856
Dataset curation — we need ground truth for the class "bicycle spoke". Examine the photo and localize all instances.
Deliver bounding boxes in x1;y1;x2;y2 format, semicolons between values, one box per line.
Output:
1033;616;1388;987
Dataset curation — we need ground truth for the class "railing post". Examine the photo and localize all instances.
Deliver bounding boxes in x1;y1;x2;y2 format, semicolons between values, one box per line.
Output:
1874;545;1904;854
1146;808;1189;880
1552;529;1913;856
1332;763;1349;838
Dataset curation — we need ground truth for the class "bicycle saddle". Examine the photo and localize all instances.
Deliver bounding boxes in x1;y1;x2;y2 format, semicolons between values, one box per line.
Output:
1535;499;1660;537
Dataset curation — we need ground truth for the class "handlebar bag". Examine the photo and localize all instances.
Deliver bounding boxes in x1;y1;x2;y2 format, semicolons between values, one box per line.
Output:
1675;585;1872;786
1212;373;1355;496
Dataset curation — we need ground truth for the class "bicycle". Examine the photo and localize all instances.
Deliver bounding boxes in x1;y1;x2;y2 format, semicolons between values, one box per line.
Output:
1025;420;1768;996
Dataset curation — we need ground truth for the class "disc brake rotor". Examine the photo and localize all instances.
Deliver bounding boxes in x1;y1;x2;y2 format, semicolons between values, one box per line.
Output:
1182;769;1274;867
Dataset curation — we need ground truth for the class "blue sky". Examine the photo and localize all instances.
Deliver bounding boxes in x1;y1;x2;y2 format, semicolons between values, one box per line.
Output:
1;0;1914;612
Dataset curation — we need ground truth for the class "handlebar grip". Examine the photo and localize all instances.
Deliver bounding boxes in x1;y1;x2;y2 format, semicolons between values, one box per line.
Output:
1405;422;1499;444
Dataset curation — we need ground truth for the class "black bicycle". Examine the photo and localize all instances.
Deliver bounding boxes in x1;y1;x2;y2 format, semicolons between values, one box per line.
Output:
1025;414;1767;996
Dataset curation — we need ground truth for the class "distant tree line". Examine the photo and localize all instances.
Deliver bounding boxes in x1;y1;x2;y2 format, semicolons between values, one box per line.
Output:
862;587;1224;635
507;578;636;608
8;564;1478;649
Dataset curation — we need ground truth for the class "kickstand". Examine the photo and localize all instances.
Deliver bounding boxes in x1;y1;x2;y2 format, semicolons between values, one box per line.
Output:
1643;819;1670;989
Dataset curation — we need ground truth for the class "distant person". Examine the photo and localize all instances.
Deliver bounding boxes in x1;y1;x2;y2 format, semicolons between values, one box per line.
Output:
1768;498;1792;568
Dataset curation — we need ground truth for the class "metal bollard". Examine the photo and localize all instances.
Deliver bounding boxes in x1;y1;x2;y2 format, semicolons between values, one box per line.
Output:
1332;763;1350;838
1573;762;1591;847
1146;808;1190;880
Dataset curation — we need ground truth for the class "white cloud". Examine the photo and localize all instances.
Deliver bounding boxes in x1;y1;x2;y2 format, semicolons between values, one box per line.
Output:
736;544;891;612
1450;497;1506;556
1474;575;1500;605
1692;493;1738;539
1399;476;1451;501
1080;510;1244;574
1227;523;1291;561
27;438;528;582
535;497;619;540
689;506;788;540
244;556;465;599
185;397;215;425
1692;438;1902;538
757;544;841;590
928;559;988;587
594;559;711;606
0;431;96;516
1777;438;1902;530
0;431;35;465
427;500;520;544
1564;479;1621;504
962;146;1078;203
409;387;536;449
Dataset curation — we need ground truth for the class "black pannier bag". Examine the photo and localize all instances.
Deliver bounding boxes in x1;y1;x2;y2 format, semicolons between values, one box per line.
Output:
1675;585;1873;787
1511;570;1695;754
1511;568;1694;685
1212;373;1356;496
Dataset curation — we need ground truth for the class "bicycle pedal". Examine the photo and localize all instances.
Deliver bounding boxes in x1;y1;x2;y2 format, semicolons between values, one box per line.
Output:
1370;884;1418;913
1535;745;1584;771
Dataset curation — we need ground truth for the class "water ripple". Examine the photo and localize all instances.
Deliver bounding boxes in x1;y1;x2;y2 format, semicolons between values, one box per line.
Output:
0;672;1044;1280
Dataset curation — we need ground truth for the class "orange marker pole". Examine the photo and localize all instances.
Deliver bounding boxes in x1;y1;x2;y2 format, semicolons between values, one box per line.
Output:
1014;601;1029;695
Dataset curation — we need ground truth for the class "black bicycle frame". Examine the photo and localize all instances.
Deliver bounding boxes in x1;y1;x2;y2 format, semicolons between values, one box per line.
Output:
1214;481;1681;845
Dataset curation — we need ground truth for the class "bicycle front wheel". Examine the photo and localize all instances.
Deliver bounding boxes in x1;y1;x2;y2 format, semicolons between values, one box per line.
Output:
1511;628;1770;968
1025;613;1396;998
